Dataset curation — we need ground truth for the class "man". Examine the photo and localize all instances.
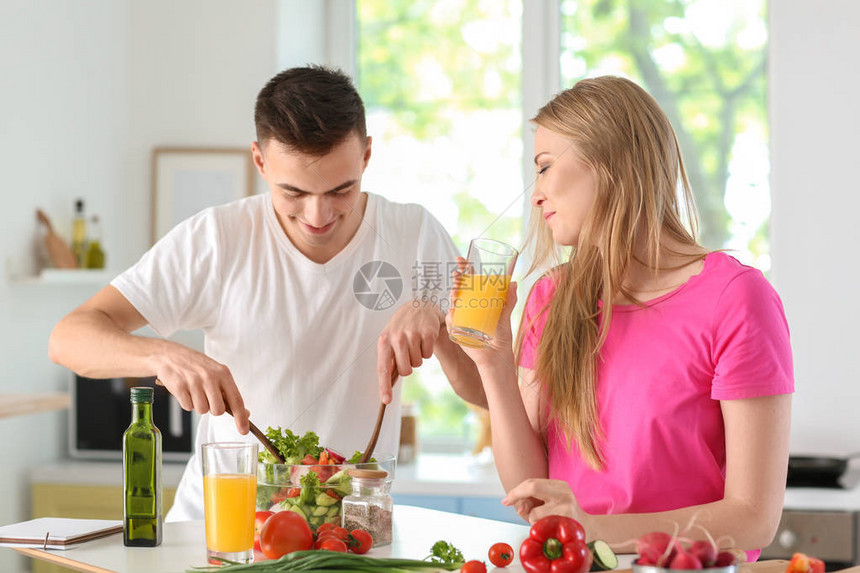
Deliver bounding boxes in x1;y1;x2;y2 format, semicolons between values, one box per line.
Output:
49;66;482;520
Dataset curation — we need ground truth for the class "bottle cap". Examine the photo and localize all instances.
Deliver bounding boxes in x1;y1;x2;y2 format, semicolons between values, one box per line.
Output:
130;386;154;403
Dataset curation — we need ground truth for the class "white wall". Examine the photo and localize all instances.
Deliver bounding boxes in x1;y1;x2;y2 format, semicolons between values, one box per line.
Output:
0;1;278;570
769;1;860;456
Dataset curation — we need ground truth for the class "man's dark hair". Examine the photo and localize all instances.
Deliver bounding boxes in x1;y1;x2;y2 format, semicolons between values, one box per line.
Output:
254;66;367;156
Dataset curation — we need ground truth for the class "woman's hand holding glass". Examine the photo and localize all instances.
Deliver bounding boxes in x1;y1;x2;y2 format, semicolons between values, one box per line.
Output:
446;256;519;371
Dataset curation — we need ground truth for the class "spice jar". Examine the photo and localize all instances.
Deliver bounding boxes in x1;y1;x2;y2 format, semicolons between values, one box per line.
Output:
341;469;393;546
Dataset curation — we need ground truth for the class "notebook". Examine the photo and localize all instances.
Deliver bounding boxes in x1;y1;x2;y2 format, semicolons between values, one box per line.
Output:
0;517;122;550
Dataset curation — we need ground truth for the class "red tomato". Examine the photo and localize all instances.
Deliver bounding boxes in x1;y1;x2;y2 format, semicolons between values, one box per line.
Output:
461;560;487;573
489;542;514;567
318;537;348;552
329;526;349;541
259;511;313;559
348;529;373;554
253;511;274;552
316;522;336;535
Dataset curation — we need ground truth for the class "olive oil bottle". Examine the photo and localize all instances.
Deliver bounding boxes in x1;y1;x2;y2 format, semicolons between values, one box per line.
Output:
71;199;87;267
123;386;163;546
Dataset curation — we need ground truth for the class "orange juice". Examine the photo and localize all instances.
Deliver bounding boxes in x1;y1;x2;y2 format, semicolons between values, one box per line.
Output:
450;273;510;347
203;473;256;552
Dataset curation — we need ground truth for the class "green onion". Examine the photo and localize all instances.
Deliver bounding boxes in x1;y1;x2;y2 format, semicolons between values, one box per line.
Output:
188;550;464;572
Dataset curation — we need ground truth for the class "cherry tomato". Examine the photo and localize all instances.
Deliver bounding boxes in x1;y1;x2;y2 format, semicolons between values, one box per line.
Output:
329;526;350;541
318;537;349;552
489;542;514;567
461;560;487;573
348;529;373;554
316;522;336;536
253;511;274;552
259;511;313;559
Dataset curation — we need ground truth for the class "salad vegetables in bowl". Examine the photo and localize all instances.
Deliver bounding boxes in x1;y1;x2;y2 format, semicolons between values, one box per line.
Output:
256;427;395;528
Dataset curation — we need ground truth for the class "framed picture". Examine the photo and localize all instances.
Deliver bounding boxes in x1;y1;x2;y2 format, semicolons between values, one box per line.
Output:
151;147;255;244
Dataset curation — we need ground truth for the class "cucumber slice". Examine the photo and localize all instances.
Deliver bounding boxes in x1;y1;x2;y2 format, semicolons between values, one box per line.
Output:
288;505;307;520
315;492;338;507
325;469;348;484
589;540;618;571
326;505;340;517
309;515;323;527
312;505;329;517
323;515;340;524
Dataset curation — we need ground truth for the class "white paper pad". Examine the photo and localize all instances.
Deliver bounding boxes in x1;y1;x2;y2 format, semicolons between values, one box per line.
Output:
0;517;122;550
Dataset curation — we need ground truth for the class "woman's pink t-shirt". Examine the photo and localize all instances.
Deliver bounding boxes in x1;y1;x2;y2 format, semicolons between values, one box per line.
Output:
519;252;793;533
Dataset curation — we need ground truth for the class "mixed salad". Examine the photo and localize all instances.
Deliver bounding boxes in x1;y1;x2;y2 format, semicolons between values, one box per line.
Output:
256;427;382;528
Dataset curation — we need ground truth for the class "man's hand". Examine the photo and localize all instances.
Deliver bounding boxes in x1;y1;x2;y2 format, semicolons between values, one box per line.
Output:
502;478;583;524
377;300;445;404
153;343;250;435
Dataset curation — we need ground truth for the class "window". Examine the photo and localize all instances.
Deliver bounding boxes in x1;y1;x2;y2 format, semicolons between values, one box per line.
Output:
350;0;770;452
560;0;770;269
356;0;524;451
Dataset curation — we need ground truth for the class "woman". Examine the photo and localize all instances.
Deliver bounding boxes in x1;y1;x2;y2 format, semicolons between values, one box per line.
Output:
453;76;792;555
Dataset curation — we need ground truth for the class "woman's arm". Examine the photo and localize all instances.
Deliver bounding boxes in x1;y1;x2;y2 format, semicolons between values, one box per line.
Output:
505;393;791;550
479;362;549;492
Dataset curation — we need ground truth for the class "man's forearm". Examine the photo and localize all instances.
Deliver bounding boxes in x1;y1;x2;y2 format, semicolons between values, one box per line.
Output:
49;309;166;378
434;324;488;408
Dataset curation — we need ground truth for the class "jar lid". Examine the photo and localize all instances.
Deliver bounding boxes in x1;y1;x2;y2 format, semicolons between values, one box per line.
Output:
348;468;388;479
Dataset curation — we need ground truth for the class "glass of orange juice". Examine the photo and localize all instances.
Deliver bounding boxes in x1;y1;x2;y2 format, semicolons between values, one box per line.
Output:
449;238;518;348
202;442;258;565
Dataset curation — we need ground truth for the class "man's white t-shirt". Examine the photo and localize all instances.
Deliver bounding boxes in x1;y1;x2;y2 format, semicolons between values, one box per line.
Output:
111;192;459;521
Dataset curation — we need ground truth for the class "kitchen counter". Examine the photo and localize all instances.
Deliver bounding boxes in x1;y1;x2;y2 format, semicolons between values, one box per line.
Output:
783;460;860;511
11;505;532;573
392;452;506;497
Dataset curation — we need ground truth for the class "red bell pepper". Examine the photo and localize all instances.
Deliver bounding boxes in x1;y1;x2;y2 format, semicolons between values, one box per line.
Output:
519;515;593;573
787;553;825;573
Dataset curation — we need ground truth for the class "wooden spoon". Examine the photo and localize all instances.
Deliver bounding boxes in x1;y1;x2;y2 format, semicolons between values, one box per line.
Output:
359;370;399;464
154;378;284;463
222;401;285;464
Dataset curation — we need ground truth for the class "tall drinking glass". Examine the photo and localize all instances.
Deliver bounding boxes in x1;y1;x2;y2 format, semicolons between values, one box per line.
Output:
202;442;258;565
449;238;519;348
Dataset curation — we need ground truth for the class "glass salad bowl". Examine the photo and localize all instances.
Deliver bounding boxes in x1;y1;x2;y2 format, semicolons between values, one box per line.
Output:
256;451;396;528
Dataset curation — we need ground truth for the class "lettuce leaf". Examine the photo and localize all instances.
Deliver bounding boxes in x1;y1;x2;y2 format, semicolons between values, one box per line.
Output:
259;427;323;465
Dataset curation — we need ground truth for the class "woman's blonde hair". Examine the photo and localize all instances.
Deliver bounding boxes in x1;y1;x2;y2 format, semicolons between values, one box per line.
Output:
515;76;703;470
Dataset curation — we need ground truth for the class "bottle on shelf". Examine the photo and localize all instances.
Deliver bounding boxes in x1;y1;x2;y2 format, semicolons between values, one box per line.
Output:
71;199;87;267
123;386;163;547
85;215;106;269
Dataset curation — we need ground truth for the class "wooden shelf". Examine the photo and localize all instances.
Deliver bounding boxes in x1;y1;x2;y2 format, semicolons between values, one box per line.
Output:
6;269;113;285
0;393;70;419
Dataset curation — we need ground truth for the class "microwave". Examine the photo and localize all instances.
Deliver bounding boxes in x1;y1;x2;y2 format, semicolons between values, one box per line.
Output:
69;375;194;462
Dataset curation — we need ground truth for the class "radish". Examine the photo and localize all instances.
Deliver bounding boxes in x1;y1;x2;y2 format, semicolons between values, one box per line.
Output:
669;550;703;570
637;532;676;567
714;552;737;567
688;540;717;567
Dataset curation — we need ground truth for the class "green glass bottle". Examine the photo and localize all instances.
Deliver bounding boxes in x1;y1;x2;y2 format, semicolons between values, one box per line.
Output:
123;386;163;546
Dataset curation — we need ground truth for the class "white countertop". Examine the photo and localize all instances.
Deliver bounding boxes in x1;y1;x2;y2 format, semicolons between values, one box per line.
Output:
11;505;534;573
